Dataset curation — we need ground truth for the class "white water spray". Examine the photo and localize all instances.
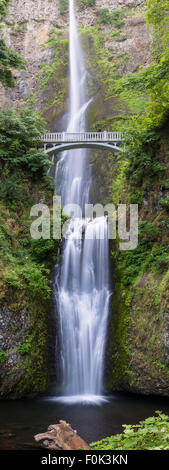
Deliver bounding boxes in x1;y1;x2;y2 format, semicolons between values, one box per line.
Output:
54;0;110;404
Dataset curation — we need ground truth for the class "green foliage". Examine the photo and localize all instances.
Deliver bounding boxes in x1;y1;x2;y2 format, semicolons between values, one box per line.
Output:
22;263;51;299
0;107;60;304
0;217;11;254
0;108;50;176
4;269;23;289
123;129;166;186
164;180;169;189
116;56;169;93
91;411;169;450
59;0;68;14
30;238;57;263
46;28;64;47
97;8;125;29
80;24;134;111
0;37;25;87
0;0;10;20
0;1;25;87
0;349;7;363
115;220;169;287
0;174;25;200
18;334;34;356
0;174;61;397
3;255;51;300
38;37;68;115
0;1;62;397
129;190;142;205
114;0;169;128
79;0;95;8
115;52;169;127
159;197;169;209
146;0;169;49
95;0;169;395
138;221;159;241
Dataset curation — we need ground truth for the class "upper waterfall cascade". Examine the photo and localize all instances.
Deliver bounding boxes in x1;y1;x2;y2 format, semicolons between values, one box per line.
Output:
54;0;111;404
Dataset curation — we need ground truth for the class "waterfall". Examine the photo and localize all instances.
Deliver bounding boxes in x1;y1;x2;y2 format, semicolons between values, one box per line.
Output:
54;0;110;404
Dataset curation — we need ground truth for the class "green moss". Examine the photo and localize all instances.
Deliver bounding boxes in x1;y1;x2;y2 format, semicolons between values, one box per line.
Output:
37;37;68;124
108;252;169;394
18;333;35;356
106;121;169;395
79;0;95;8
0;179;61;396
96;8;125;29
107;131;169;391
58;0;68;14
106;252;132;391
0;350;7;363
0;107;62;398
16;301;51;396
159;197;169;209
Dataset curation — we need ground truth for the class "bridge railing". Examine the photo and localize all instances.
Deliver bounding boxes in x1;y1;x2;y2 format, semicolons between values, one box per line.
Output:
43;132;123;143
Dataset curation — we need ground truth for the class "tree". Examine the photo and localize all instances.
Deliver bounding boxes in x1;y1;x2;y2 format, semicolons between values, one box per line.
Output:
0;108;50;176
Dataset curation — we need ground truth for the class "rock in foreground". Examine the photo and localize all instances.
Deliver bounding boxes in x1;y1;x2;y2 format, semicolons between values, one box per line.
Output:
34;420;90;450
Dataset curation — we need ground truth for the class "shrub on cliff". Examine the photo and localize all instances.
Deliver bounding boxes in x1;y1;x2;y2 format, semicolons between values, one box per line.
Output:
0;0;25;87
0;108;50;178
97;8;124;29
0;0;10;20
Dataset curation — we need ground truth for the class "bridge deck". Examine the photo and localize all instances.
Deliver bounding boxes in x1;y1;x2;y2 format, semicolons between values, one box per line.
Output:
43;131;123;143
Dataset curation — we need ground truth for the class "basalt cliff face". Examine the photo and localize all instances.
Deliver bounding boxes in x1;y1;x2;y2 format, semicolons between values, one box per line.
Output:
1;0;151;118
1;1;169;399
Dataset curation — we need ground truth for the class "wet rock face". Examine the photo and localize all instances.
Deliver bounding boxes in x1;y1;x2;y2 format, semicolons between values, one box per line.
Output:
95;0;119;8
0;0;149;109
0;304;30;396
0;306;29;350
0;0;152;399
96;0;145;8
34;420;90;450
118;0;145;6
1;0;63;107
6;0;60;23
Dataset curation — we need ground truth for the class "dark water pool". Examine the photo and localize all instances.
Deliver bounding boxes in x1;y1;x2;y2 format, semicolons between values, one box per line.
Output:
0;393;169;449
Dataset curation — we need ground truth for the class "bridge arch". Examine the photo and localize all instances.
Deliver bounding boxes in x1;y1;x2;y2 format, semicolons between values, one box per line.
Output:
44;141;124;154
42;131;125;154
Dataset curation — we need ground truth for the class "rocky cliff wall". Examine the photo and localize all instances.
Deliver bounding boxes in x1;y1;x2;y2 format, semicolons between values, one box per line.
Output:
0;0;151;117
2;0;165;399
